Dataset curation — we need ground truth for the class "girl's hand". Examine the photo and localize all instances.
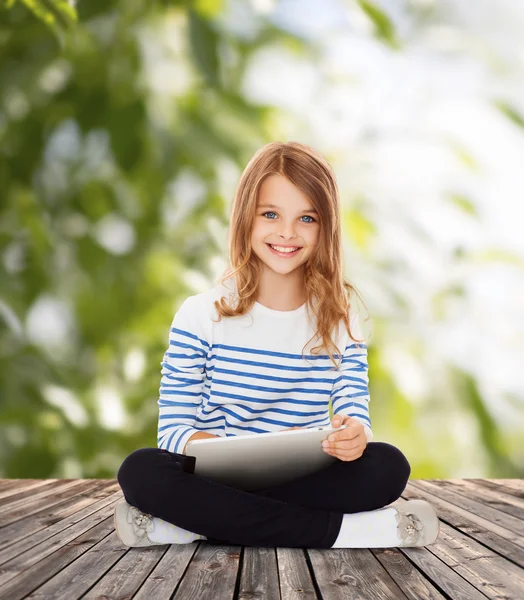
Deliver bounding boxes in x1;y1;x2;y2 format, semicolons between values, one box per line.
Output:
281;426;302;431
322;414;367;462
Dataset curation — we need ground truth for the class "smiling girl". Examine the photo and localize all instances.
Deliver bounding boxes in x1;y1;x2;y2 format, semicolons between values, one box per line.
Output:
114;141;440;549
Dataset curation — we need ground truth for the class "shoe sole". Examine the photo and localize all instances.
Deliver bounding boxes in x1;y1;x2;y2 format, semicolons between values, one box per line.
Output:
114;500;144;547
401;499;440;546
114;500;165;547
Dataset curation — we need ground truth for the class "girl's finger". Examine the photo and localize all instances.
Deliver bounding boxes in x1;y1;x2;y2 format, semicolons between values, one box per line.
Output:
337;449;363;461
330;450;362;462
327;441;362;452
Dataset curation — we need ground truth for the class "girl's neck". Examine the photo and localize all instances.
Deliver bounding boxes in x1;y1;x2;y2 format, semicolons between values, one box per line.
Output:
255;268;306;311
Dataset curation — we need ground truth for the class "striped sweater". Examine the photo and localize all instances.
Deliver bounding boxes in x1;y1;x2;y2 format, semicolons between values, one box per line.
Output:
157;278;373;455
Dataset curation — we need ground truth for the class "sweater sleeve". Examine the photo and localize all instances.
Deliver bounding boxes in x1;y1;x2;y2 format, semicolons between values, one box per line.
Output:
331;311;373;442
157;295;210;454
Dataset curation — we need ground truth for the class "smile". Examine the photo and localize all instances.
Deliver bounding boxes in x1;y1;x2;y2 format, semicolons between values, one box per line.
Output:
266;243;303;257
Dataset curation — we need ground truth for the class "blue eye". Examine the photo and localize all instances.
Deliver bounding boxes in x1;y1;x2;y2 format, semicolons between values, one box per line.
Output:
262;212;316;223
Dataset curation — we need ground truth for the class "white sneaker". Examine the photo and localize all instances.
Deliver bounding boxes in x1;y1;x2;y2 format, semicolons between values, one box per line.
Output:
114;500;166;547
394;500;440;547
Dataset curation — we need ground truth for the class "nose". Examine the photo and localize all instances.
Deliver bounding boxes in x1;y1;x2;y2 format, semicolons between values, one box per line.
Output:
277;220;299;241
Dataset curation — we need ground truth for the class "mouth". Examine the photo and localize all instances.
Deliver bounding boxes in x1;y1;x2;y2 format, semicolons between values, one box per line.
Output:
266;243;303;258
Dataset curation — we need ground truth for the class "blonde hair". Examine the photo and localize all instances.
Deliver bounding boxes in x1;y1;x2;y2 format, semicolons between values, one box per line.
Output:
212;141;368;370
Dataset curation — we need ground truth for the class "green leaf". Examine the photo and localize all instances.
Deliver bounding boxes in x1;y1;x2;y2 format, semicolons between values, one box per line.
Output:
188;8;220;87
357;1;399;49
6;0;77;39
494;100;524;128
449;194;477;216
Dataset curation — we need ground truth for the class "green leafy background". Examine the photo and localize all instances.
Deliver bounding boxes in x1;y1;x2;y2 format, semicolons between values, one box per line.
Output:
1;0;523;479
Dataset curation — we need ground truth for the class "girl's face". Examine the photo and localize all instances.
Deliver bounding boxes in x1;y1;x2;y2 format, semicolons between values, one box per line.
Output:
250;174;320;275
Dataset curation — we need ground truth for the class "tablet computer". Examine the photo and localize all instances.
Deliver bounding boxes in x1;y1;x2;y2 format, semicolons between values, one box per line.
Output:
185;425;349;492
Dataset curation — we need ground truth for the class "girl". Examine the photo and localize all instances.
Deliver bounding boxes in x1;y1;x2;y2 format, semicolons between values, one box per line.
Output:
114;141;440;549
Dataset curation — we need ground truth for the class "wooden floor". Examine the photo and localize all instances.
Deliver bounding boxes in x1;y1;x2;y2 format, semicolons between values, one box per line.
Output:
0;478;523;599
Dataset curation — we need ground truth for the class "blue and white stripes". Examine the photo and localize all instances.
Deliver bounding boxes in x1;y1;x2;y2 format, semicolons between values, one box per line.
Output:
157;289;373;455
157;297;210;455
331;342;371;429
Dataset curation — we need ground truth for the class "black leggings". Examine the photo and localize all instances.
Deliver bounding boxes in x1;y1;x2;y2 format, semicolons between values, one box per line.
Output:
116;441;411;549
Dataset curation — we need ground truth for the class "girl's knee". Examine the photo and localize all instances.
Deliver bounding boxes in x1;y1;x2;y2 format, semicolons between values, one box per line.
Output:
368;441;410;471
371;442;411;501
380;442;410;479
116;447;161;489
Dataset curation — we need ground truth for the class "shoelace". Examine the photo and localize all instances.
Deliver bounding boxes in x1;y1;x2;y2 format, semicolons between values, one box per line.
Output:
128;506;155;538
395;510;425;545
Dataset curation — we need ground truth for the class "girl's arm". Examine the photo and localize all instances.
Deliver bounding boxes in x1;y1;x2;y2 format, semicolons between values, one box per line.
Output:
183;431;219;455
330;312;373;442
157;295;211;455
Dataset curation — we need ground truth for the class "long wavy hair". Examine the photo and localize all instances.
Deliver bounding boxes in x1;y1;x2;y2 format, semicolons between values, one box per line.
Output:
212;141;368;371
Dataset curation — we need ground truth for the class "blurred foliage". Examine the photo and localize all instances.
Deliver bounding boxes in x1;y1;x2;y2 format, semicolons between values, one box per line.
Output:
356;0;398;49
1;0;522;481
0;0;301;479
4;0;77;40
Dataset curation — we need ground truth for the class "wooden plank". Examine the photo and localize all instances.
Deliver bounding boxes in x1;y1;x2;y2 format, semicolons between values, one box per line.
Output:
405;487;524;567
422;521;524;599
0;480;118;564
276;547;317;599
371;547;449;600
0;480;67;510
408;480;524;542
0;479;103;513
433;479;524;520
0;480;100;526
399;544;495;600
0;480;19;490
307;548;410;599
239;546;281;599
154;543;241;600
486;479;524;492
402;480;524;600
130;542;203;600
0;479;522;600
0;480;37;490
0;491;120;594
469;478;524;500
82;542;172;600
12;524;130;600
0;480;52;497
